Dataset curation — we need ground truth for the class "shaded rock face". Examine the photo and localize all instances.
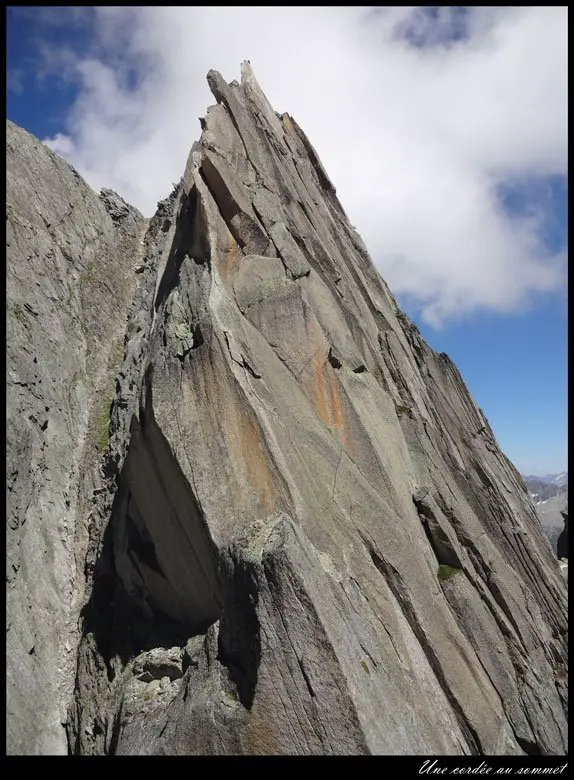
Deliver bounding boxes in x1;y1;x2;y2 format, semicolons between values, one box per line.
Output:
6;64;568;756
557;502;568;561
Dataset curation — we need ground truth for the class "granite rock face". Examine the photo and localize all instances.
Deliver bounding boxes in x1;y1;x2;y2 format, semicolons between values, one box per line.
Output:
6;120;146;754
6;64;568;756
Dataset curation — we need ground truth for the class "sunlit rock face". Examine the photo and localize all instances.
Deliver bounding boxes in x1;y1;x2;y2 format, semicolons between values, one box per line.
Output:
6;63;568;756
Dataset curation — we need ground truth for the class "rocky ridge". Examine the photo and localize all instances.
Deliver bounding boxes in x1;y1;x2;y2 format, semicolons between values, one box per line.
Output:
6;64;568;756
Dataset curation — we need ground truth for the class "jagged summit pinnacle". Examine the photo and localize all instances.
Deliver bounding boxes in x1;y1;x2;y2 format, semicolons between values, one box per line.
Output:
7;64;568;755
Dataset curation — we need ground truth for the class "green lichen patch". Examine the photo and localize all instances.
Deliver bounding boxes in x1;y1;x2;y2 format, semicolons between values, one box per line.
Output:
67;369;82;404
109;339;125;373
167;289;197;359
361;660;370;675
173;321;193;341
394;402;413;419
170;320;195;358
437;564;461;582
80;260;99;287
554;663;567;680
95;398;113;453
8;302;30;328
222;690;239;706
6;202;34;230
92;342;124;454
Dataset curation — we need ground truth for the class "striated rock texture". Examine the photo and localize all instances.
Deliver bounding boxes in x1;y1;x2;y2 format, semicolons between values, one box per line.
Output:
6;64;568;756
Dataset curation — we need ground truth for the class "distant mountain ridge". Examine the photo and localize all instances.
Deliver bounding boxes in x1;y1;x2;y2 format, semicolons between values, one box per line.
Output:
523;473;568;504
524;472;568;488
522;474;568;556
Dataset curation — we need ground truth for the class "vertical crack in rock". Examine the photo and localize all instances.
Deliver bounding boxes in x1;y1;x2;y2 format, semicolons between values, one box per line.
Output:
6;63;567;756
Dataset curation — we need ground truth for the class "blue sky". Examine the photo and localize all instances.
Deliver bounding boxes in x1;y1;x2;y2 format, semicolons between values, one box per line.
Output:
6;7;568;475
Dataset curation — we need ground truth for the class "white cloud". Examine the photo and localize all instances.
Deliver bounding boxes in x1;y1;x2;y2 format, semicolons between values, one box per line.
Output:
40;6;567;326
7;68;25;94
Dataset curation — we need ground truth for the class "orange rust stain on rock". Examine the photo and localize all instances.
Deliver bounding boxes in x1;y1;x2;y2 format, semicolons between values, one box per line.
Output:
220;235;238;281
327;365;347;445
186;342;277;515
215;352;277;514
218;386;277;514
232;411;277;515
299;315;350;448
308;349;348;448
372;364;385;388
187;344;220;431
281;113;296;138
312;348;329;430
242;694;281;755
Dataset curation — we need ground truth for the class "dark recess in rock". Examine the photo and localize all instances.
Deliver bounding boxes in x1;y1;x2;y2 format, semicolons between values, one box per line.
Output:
557;503;568;560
